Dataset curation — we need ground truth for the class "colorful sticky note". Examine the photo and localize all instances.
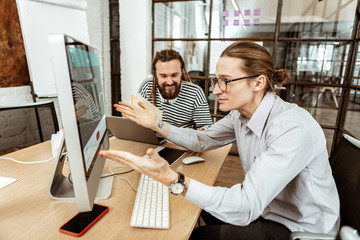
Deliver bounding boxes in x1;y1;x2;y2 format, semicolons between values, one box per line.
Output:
234;10;240;17
244;9;250;16
222;20;228;26
254;9;261;15
244;19;250;26
234;19;239;26
254;18;260;25
222;10;229;17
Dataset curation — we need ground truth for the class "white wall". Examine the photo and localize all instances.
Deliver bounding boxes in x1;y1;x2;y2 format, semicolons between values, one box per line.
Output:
119;0;152;103
87;0;112;115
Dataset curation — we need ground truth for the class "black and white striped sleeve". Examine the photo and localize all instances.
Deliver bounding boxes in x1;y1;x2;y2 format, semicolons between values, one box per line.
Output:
192;88;213;129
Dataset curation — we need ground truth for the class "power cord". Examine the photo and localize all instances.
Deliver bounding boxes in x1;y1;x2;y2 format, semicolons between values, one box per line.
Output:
67;164;137;192
106;164;137;192
0;154;63;164
101;169;134;178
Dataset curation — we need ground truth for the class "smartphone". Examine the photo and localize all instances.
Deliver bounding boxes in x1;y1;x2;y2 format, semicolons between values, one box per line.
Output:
59;204;109;237
158;147;186;166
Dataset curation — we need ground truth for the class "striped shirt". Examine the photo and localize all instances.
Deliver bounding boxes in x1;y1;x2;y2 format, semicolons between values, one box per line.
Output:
138;79;213;129
72;83;102;121
167;92;340;235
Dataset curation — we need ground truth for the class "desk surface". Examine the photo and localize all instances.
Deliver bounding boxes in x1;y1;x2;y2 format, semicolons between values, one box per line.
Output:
0;138;231;240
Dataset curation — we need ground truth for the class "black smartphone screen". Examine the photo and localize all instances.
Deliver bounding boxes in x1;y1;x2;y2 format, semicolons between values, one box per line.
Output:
60;204;108;237
158;147;186;166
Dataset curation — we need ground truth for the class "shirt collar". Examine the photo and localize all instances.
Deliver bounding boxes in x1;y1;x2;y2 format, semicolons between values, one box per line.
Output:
245;92;276;138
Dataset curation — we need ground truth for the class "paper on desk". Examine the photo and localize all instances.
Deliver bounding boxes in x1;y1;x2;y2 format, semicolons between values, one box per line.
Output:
0;176;18;190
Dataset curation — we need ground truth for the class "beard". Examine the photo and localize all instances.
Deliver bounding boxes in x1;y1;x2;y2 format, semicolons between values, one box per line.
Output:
158;81;181;99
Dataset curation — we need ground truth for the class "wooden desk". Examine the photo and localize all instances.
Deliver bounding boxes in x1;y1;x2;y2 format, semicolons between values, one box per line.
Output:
0;137;231;240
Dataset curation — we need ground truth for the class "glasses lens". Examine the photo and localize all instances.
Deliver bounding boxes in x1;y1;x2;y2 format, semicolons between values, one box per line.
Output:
210;78;227;91
218;79;226;91
210;78;217;88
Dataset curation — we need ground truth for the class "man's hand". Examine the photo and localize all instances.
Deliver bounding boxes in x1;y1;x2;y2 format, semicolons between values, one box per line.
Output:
114;101;157;130
99;148;178;186
114;101;171;137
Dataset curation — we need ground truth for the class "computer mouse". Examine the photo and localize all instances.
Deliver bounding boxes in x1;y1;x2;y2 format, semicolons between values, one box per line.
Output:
182;156;205;165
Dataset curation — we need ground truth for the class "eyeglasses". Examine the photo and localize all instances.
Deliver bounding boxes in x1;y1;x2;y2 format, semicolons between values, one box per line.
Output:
210;75;260;92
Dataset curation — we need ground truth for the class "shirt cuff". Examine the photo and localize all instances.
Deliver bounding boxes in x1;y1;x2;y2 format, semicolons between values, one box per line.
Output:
185;179;213;209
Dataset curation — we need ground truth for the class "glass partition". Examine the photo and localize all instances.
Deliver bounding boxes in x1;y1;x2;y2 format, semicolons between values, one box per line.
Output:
208;41;273;74
280;85;340;125
154;1;210;39
343;89;360;139
151;0;360;153
352;47;360;85
276;41;350;84
280;0;357;39
154;40;208;73
211;0;278;38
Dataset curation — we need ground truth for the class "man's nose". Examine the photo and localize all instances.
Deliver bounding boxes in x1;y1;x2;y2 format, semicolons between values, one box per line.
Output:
212;83;222;95
165;76;174;83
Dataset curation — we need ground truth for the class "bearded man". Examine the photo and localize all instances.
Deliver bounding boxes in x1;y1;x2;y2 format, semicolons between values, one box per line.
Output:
137;49;212;130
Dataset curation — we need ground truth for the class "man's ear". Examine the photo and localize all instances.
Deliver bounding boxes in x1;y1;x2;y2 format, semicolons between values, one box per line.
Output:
253;75;266;92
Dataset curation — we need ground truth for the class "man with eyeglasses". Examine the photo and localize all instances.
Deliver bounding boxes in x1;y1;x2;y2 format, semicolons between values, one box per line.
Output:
136;49;213;130
103;41;339;240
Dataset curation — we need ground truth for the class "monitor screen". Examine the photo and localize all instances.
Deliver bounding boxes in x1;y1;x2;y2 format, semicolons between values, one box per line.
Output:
65;41;106;175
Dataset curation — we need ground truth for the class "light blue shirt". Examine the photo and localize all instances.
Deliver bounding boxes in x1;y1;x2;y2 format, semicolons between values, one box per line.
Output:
167;92;340;234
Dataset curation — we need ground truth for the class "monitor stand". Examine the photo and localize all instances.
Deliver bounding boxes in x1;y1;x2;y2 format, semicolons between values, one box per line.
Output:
48;139;113;200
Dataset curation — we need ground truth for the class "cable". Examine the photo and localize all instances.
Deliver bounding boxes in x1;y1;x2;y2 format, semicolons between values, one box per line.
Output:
0;155;56;164
66;164;137;191
107;165;137;192
0;152;67;165
101;169;134;178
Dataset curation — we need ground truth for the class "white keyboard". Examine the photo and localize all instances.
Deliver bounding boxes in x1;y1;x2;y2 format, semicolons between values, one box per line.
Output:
130;174;170;229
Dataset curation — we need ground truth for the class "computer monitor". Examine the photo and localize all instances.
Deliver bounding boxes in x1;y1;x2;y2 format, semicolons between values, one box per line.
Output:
48;34;113;212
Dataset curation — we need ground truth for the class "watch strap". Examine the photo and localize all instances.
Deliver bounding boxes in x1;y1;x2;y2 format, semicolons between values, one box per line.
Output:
170;172;186;195
177;172;185;185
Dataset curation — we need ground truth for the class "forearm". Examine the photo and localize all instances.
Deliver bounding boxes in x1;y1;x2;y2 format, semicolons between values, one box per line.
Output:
167;124;235;152
153;120;170;138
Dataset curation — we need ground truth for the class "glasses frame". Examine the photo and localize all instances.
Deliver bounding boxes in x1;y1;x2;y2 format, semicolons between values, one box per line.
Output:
210;74;260;92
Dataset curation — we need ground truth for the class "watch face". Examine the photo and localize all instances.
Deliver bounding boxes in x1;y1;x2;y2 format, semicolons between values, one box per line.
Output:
171;182;184;195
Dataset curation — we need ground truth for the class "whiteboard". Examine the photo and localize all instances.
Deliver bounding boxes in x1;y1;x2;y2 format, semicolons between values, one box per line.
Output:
16;0;89;97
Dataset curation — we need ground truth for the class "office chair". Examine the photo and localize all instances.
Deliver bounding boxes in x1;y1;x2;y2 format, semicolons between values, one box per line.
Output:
0;101;59;154
290;134;360;240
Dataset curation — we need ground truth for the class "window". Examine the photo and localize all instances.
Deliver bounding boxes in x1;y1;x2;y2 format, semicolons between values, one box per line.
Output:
152;0;360;154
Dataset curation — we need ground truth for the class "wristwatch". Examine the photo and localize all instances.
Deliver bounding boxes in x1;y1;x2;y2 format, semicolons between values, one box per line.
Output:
170;172;186;195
